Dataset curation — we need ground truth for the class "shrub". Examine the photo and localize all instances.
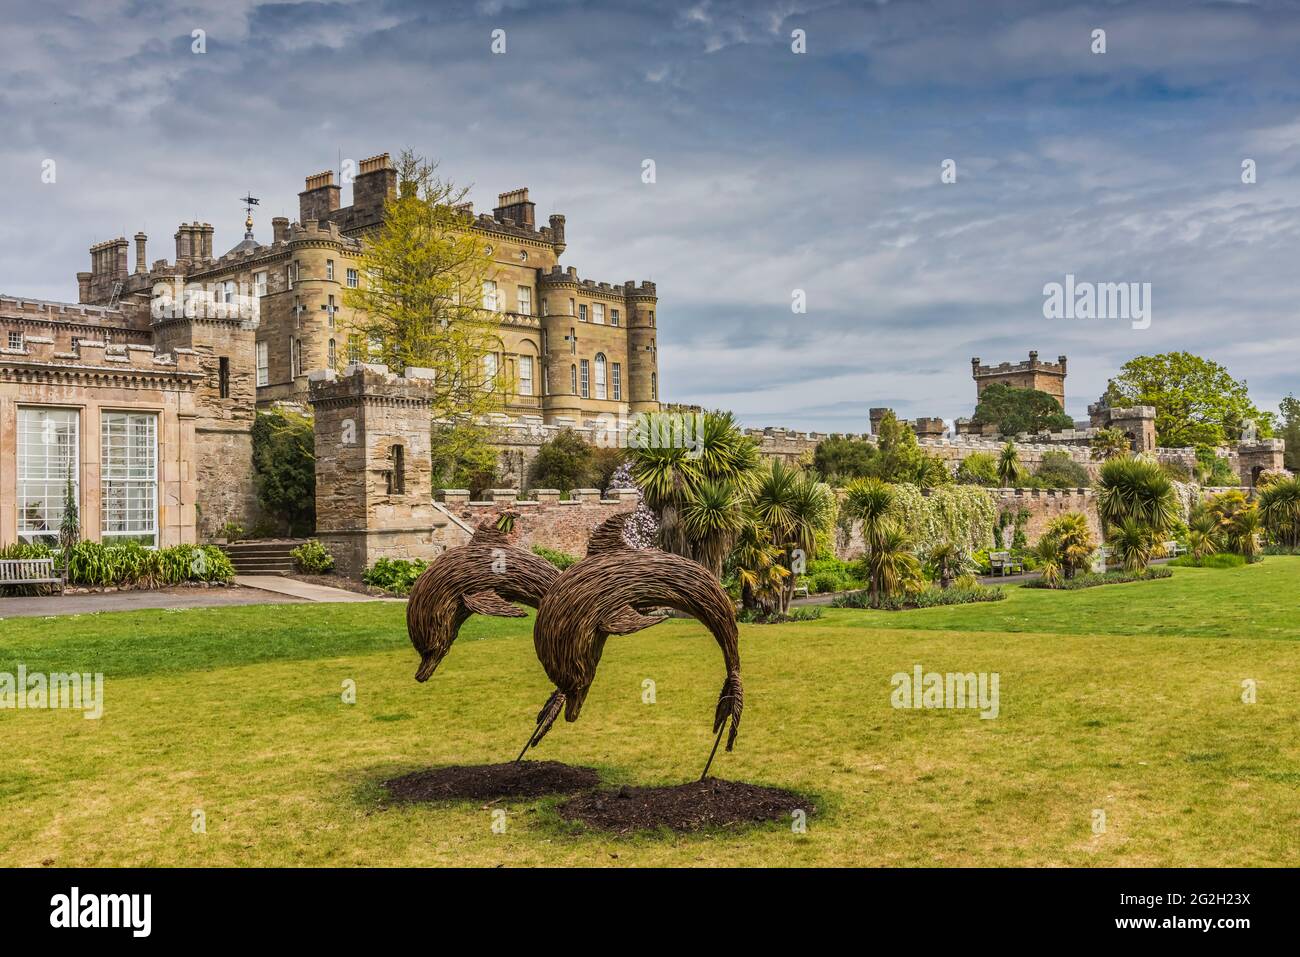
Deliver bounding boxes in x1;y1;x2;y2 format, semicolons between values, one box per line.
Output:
531;545;578;570
737;606;822;624
252;408;315;536
1169;553;1247;569
803;556;866;594
56;541;233;587
362;557;429;595
954;452;998;487
1258;476;1300;547
831;583;1004;610
1023;567;1172;590
1033;450;1091;489
528;429;594;492
290;539;335;574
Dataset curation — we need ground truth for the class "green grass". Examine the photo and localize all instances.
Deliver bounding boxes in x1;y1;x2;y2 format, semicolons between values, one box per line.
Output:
1;559;1298;866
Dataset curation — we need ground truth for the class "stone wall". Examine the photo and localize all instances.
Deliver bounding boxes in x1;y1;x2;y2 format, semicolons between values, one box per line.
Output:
434;487;642;556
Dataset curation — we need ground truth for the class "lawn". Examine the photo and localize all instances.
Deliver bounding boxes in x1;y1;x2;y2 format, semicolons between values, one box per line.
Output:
1;559;1298;866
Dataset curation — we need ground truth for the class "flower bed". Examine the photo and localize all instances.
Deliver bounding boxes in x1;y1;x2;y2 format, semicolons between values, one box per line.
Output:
1023;567;1172;590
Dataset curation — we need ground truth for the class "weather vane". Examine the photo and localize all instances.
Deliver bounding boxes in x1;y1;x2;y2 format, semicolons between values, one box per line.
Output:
239;193;260;239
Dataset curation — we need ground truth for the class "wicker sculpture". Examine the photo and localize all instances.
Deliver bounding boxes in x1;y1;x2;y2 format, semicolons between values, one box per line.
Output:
523;512;744;779
406;511;559;682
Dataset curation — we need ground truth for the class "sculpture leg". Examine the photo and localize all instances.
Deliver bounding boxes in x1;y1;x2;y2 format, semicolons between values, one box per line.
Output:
514;689;566;762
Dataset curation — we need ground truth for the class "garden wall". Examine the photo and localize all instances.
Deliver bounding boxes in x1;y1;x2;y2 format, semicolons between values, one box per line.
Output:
434;487;642;556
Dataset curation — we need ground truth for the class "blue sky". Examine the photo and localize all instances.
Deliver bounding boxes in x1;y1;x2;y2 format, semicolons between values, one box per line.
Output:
3;0;1299;429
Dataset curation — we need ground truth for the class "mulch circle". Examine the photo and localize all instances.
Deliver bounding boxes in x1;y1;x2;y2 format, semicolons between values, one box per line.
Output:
557;779;812;834
382;761;601;802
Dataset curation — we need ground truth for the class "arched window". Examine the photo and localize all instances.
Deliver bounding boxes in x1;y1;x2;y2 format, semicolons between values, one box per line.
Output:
570;364;577;394
594;353;607;400
387;445;405;496
328;339;336;369
651;372;657;401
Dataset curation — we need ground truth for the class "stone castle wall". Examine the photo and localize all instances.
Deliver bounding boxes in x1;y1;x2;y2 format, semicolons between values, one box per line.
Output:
434;487;642;556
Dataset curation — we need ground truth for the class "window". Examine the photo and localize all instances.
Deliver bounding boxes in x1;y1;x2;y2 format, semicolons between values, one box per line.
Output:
348;335;363;363
570;364;577;394
293;296;302;325
518;355;533;396
291;338;301;376
541;299;548;317
517;285;532;316
593;303;604;325
569;328;576;354
288;262;297;289
254;271;267;297
610;309;620;327
579;304;588;323
368;335;382;359
328;339;336;368
612;361;622;400
594;353;607;399
327;295;336;327
387;445;405;496
651;372;657;400
482;280;499;312
256;341;269;386
222;280;236;304
218;356;230;398
17;407;78;543
569;298;575;316
101;412;157;545
483;352;497;388
7;330;23;350
580;358;590;398
326;259;334;281
346;268;358;288
649;310;655;326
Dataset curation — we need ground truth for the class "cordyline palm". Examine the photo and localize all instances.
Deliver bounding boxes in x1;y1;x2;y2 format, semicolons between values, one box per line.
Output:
749;460;836;612
865;522;921;606
927;541;962;589
841;477;901;606
1187;512;1220;560
1042;512;1095;578
997;441;1024;487
1032;536;1063;588
1224;506;1262;560
1097;455;1178;535
1110;517;1156;573
730;518;789;613
1258;477;1300;548
631;410;759;574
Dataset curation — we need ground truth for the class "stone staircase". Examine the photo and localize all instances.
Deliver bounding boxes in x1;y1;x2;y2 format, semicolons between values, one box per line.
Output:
221;540;306;577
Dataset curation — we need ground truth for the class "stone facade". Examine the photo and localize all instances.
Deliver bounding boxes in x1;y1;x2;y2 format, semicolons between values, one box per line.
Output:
0;337;200;546
972;351;1068;408
436;487;643;556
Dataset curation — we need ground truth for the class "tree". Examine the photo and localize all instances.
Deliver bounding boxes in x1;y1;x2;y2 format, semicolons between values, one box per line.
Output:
1279;394;1300;472
748;459;836;613
971;383;1073;436
630;409;760;577
1258;476;1300;547
1110;517;1157;573
1039;512;1095;578
842;477;900;607
1206;489;1261;558
343;149;504;420
1187;511;1220;559
1033;450;1091;489
997;441;1025;487
252;408;316;535
1097;455;1178;538
1089;427;1131;462
430;422;498;498
730;520;790;612
1105;352;1275;448
811;435;875;483
59;464;80;553
528;429;593;492
955;452;998;486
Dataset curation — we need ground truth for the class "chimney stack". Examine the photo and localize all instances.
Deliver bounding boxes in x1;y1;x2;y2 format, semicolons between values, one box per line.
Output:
272;217;290;243
353;153;397;213
299;170;341;223
493;188;535;228
134;232;148;274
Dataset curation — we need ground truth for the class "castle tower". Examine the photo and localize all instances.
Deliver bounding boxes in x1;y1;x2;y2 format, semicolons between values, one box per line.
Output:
308;364;441;576
1105;405;1157;453
625;280;659;413
972;351;1067;409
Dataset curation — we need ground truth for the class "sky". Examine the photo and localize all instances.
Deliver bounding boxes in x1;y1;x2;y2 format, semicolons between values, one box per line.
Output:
2;0;1299;430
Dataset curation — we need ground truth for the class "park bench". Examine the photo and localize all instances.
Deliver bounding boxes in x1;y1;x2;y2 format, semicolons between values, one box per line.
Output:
1162;540;1186;557
988;551;1024;576
0;557;64;594
792;582;810;598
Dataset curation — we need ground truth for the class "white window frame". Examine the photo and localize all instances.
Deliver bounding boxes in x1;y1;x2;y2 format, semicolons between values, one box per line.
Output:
7;330;23;350
326;259;334;281
578;304;588;323
482;280;499;312
593;303;604;325
100;411;158;546
484;352;498;388
610;308;620;327
254;271;268;297
256;340;269;386
517;285;532;316
594;353;607;399
612;361;622;400
17;407;79;543
346;268;358;289
518;355;533;396
580;358;590;398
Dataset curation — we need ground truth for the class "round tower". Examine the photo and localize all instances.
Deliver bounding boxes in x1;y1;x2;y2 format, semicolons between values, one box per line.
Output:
625;280;659;413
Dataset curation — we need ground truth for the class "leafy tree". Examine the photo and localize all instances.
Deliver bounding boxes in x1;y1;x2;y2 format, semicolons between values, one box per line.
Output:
252;408;316;535
1187;511;1220;559
430;422;498;498
527;428;593;492
955;452;998;486
971;383;1074;435
1194;445;1240;486
59;464;80;553
1110;517;1157;573
343;148;503;419
1105;352;1275;448
1279;394;1300;471
1089;427;1131;462
1033;450;1091;489
811;435;875;483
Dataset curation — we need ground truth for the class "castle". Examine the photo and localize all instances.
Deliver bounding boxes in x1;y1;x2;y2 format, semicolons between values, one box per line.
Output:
0;153;660;545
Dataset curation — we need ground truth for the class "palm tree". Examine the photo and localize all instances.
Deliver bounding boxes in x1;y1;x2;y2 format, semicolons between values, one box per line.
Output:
1032;536;1063;588
864;522;922;605
927;541;962;589
1110;517;1156;573
1097;455;1178;535
1089;427;1131;461
1187;511;1220;560
1258;476;1300;548
1224;506;1262;560
730;519;789;612
1041;512;1096;579
997;441;1024;487
749;460;836;613
631;410;760;575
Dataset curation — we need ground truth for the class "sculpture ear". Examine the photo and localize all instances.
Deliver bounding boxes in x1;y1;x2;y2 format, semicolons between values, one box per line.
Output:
600;605;663;635
463;590;527;618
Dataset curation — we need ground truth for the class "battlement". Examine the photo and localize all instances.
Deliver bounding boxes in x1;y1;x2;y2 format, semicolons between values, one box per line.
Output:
972;350;1068;378
0;296;127;321
539;265;656;298
0;335;202;376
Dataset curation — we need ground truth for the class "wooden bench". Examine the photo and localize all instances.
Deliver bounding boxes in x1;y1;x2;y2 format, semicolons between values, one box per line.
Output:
1162;541;1186;557
988;551;1024;576
792;583;810;598
0;558;64;594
